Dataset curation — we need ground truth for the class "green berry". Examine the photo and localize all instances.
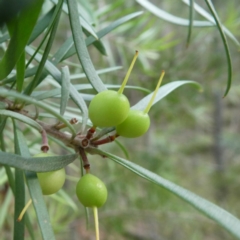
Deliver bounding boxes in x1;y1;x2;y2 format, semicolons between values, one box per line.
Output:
116;70;165;138
88;90;130;128
76;173;107;208
116;109;150;138
34;152;66;195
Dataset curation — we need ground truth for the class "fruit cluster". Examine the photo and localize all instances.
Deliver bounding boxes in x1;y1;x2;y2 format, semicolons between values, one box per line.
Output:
89;51;165;139
33;152;107;240
34;152;107;208
21;51;164;240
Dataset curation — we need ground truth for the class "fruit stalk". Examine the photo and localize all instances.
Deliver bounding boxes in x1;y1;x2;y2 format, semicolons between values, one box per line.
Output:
17;199;32;222
144;70;165;114
93;207;100;240
118;50;138;94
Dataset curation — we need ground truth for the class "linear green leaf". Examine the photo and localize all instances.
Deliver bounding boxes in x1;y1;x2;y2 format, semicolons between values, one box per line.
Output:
0;124;16;192
0;151;78;172
0;110;43;132
0;90;76;135
26;1;63;69
69;84;89;132
186;0;194;47
96;149;240;239
60;66;70;116
4;11;143;84
51;0;98;39
182;0;240;46
62;11;143;60
24;0;63;96
29;6;56;43
66;0;107;92
23;48;88;131
132;80;202;111
13;122;25;240
74;84;151;93
16;52;25;93
14;126;56;240
136;0;212;27
204;0;232;96
0;0;44;80
70;66;122;79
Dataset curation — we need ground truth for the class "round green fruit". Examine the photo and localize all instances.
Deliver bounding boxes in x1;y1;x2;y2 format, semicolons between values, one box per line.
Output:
116;109;150;138
88;90;130;128
34;152;66;195
76;173;107;208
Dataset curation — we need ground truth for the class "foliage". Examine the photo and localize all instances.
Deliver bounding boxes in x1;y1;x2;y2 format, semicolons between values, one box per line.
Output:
0;0;239;239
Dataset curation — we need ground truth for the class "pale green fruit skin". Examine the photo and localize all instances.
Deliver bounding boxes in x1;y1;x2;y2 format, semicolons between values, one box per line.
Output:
88;90;130;127
116;109;150;138
76;174;107;208
34;152;66;195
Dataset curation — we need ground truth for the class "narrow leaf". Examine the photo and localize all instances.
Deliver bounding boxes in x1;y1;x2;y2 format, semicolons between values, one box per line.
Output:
28;6;56;43
69;84;88;132
0;151;78;172
16;52;25;93
0;0;44;80
96;149;240;239
182;0;240;46
204;0;232;97
66;0;107;92
60;66;70;116
51;0;99;40
0;90;76;136
15;129;56;240
0;110;43;132
132;81;202;111
24;0;62;96
136;0;212;27
13;121;25;240
62;11;143;60
23;48;88;130
186;0;194;47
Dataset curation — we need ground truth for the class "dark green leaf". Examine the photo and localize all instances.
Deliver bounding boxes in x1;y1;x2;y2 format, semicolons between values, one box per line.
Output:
16;52;25;93
0;0;44;80
28;6;56;43
13;121;25;240
186;0;194;47
204;0;232;96
24;0;62;96
83;28;107;55
182;0;240;46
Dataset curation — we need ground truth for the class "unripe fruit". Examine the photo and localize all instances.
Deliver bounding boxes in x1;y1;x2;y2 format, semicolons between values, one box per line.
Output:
76;173;107;208
88;51;139;128
89;90;130;127
116;71;165;138
116;109;150;138
34;152;66;195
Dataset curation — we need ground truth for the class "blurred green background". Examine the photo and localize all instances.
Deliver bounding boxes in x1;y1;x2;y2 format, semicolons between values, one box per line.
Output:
1;0;240;239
